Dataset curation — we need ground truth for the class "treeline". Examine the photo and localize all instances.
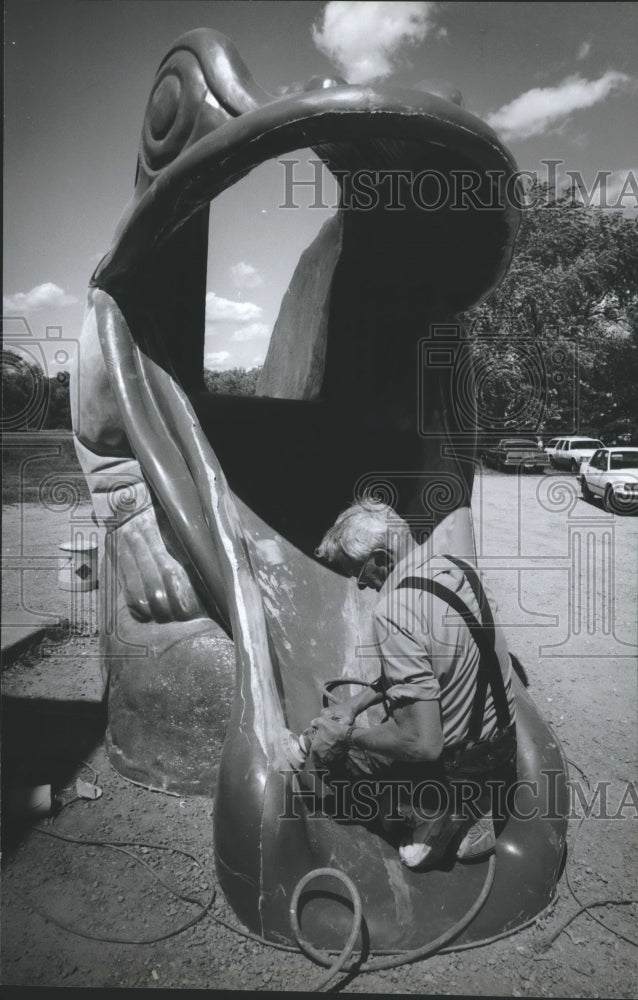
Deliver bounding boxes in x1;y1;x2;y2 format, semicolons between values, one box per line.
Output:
203;367;261;396
0;354;263;432
467;183;638;443
1;352;72;430
3;188;637;441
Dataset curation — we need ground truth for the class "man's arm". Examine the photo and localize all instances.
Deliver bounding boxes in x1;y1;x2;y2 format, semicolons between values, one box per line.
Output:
311;592;445;764
350;699;444;762
310;698;444;765
320;686;385;726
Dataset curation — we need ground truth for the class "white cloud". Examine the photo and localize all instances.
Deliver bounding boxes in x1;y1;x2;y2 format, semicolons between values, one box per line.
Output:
3;282;78;313
231;261;263;289
231;322;270;342
205;292;262;323
577;40;591;61
312;1;436;84
205;350;232;369
486;71;633;141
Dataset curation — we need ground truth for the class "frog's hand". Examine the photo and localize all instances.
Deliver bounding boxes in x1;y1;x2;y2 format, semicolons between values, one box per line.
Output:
72;297;208;625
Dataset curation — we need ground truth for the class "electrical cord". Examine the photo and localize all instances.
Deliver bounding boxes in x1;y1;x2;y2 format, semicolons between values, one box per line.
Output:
10;749;635;989
208;862;522;960
12;823;214;945
10;794;497;990
207;914;300;953
532;757;638;951
203;882;554;960
14;785;302;955
437;896;560;953
535;897;637;952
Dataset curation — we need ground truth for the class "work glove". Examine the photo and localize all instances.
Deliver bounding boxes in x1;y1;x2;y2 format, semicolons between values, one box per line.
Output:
308;715;350;767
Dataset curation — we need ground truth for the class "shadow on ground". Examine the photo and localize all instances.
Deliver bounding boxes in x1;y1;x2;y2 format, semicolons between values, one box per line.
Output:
1;695;107;859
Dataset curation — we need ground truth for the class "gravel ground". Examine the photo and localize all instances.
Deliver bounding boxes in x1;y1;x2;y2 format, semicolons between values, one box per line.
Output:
2;465;637;996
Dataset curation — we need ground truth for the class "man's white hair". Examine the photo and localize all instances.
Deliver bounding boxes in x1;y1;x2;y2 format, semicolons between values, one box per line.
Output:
315;498;411;569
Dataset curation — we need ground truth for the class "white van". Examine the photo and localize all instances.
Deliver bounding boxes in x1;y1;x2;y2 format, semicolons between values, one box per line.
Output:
550;436;604;472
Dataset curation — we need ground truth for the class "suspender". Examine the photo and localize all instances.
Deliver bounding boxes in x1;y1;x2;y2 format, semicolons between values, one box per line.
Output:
443;554;512;737
395;555;512;742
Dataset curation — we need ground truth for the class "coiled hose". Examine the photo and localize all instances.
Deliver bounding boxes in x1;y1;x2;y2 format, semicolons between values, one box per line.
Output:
290;855;497;992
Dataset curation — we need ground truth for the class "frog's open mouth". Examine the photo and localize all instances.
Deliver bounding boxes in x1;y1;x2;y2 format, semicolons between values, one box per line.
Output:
89;28;520;562
72;30;568;952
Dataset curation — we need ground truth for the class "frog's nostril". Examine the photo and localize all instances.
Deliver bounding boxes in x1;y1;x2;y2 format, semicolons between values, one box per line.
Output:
303;75;347;92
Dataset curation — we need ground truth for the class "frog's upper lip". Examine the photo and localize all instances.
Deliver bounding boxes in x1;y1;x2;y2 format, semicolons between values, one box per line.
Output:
88;29;523;554
92;30;520;309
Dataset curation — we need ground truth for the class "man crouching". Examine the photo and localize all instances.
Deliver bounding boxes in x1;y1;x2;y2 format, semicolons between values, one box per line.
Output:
286;498;517;870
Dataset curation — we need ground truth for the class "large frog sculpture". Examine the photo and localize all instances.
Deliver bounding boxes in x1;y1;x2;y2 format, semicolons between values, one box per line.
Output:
72;29;568;952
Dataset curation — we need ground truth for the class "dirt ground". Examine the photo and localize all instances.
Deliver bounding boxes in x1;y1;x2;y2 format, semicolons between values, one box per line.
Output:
1;466;637;996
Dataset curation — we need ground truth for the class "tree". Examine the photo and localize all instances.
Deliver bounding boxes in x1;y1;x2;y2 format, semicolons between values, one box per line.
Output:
1;349;49;430
43;370;72;429
467;183;638;439
1;350;75;430
204;366;262;396
2;351;266;432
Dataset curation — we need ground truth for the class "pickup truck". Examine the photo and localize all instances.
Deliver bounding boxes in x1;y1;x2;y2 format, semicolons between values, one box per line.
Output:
482;438;547;472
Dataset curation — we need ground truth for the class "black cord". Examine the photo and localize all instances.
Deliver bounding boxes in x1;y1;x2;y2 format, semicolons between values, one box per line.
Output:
13;823;215;945
565;760;637;948
12;750;635;975
533;758;638;951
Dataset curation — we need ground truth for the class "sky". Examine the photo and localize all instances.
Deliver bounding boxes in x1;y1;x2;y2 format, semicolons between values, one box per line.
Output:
4;0;637;376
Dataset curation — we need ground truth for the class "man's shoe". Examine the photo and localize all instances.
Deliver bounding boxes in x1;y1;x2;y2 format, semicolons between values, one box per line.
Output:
456;815;496;861
399;812;463;870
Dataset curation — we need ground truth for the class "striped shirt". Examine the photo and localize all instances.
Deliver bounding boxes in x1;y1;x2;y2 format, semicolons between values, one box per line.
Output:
373;550;515;746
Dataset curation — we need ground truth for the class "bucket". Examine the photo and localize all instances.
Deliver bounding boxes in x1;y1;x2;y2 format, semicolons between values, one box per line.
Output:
58;536;99;592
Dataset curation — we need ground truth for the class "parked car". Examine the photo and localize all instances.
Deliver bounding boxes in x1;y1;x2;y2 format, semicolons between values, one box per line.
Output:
579;447;638;514
482;437;547;472
550;436;604;472
543;437;562;462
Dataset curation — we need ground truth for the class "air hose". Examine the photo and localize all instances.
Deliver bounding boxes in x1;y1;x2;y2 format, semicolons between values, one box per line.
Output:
290;855;496;991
